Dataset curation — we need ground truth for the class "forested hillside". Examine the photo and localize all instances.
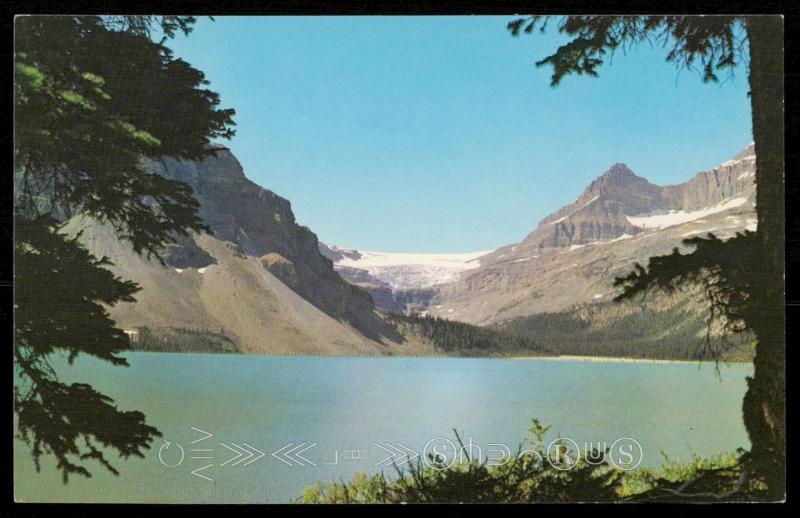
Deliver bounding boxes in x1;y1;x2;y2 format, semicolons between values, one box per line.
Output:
384;312;550;357
129;326;239;354
494;300;754;361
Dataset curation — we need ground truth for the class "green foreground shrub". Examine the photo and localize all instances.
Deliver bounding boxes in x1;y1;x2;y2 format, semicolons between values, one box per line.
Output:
297;420;768;503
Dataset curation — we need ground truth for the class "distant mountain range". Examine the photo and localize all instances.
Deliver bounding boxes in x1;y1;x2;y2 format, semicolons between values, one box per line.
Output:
62;143;756;358
324;144;756;329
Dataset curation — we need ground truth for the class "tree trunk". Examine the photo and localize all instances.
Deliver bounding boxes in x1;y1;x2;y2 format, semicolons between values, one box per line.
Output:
744;15;785;499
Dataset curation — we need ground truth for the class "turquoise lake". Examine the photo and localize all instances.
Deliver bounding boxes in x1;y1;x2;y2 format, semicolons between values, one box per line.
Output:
14;353;752;503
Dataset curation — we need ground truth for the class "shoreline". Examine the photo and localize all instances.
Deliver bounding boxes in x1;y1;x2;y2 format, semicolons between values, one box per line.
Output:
120;348;752;365
508;354;752;365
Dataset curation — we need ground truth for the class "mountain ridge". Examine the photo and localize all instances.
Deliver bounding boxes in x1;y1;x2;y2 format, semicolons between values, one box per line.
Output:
326;144;757;325
65;143;756;357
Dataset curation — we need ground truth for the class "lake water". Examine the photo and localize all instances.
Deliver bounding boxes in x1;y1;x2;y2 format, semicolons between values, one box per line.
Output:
14;353;752;503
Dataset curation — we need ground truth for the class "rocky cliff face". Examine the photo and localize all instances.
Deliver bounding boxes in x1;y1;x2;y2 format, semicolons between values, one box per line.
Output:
143;146;401;344
660;143;756;210
66;146;410;354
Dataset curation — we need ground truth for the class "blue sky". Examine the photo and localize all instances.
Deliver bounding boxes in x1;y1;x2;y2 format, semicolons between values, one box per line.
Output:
167;16;753;253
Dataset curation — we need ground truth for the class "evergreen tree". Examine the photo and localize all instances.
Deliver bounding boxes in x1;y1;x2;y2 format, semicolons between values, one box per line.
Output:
14;15;235;481
509;15;784;497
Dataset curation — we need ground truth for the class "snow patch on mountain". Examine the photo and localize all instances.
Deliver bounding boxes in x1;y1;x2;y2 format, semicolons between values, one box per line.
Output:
627;197;748;230
328;248;492;289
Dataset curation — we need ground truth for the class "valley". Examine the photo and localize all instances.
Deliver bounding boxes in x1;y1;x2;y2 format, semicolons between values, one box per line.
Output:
75;144;756;360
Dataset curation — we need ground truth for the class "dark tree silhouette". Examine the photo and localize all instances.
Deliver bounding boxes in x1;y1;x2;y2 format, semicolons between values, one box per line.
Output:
509;15;784;498
14;15;235;482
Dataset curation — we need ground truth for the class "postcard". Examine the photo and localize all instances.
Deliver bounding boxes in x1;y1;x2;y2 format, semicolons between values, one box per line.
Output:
12;14;786;504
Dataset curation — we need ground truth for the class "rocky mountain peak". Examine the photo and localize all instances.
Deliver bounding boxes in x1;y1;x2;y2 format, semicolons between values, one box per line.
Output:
515;146;755;254
603;162;636;179
416;145;757;325
586;163;651;195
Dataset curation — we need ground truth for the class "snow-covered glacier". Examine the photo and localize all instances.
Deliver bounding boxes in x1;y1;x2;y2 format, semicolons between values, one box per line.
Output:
321;246;491;290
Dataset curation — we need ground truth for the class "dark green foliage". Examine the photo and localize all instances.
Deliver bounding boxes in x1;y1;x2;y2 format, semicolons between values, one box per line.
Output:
14;15;235;259
14;215;160;484
15;216;139;364
14;377;159;484
14;15;235;482
300;424;620;503
613;230;785;494
100;15;198;42
385;312;550;356
508;16;746;86
300;422;766;503
131;326;239;354
614;232;756;357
